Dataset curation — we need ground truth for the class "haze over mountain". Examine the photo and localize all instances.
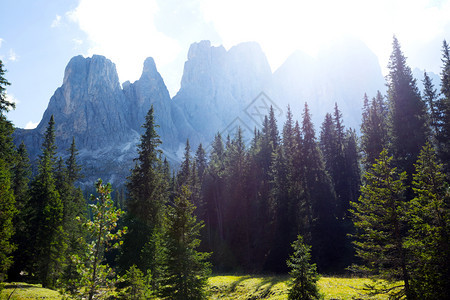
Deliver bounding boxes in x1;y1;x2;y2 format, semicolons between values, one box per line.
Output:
14;38;386;186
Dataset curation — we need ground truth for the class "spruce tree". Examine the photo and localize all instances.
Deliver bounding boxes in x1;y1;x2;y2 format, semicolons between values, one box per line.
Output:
194;143;207;183
387;36;428;176
360;91;388;170
422;72;439;143
286;235;322;300
30;115;66;288
120;105;168;283
407;144;449;298
0;158;16;288
0;59;14;112
0;59;17;287
160;186;211;300
300;103;337;272
8;142;32;281
178;139;192;188
437;40;450;175
58;138;87;290
351;149;412;299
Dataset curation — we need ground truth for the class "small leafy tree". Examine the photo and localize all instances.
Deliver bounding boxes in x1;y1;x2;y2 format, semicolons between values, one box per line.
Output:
65;179;126;300
286;235;322;300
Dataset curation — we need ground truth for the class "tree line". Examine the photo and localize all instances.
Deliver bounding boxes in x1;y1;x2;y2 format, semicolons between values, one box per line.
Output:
0;36;449;299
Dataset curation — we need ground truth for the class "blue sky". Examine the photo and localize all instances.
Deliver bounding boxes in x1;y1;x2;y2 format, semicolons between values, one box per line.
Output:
1;0;450;129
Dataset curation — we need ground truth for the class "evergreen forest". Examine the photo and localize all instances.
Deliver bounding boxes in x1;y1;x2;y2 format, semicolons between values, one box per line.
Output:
0;37;449;299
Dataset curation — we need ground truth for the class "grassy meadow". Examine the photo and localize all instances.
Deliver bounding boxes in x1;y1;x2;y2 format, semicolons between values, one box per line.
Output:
1;275;395;299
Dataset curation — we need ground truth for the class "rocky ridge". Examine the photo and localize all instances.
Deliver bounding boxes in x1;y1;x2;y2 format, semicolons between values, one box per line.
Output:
14;38;386;186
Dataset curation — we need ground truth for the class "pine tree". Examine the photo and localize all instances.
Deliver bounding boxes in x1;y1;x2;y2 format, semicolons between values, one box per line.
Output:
117;265;153;300
351;149;412;299
29;115;66;288
0;60;16;287
387;36;428;176
223;127;252;268
0;59;14;112
286;235;322;300
195;143;207;183
360;91;388;170
407;144;449;298
301;103;337;272
58;138;87;290
437;40;450;175
422;72;439;143
120;105;168;282
8;142;32;281
0;158;16;288
178;139;192;188
160;186;211;300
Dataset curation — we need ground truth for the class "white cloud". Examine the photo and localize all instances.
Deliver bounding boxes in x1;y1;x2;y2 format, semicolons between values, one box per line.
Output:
199;0;450;75
67;0;450;94
51;15;62;28
8;49;18;62
72;38;83;46
25;121;39;129
68;0;181;85
0;38;3;48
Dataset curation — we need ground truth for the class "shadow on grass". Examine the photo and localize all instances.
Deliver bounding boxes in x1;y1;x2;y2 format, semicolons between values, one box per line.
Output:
228;275;251;292
253;275;289;298
4;283;38;289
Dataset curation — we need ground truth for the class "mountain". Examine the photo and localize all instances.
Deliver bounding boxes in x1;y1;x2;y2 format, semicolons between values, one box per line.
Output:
14;55;191;186
270;37;386;129
14;38;386;187
173;40;273;147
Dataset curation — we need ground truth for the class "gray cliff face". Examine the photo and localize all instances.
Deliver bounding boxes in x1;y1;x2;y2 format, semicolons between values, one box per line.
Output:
39;55;131;151
14;38;387;187
173;40;273;145
15;55;176;186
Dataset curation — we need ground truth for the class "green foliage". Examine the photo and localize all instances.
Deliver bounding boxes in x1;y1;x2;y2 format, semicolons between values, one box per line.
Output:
0;59;14;112
0;159;16;288
117;265;153;300
360;91;388;171
287;235;322;300
56;138;87;291
8;142;32;281
160;186;211;300
387;36;428;176
29;116;66;288
350;149;412;298
437;40;450;175
64;179;126;300
406;144;450;298
121;105;168;275
422;72;439;142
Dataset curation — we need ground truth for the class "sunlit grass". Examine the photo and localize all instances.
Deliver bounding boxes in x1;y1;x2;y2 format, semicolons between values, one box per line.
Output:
208;275;394;299
0;282;63;300
1;276;397;299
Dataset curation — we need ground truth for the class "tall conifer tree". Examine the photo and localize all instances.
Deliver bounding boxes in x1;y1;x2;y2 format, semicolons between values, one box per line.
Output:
30;115;66;287
351;150;412;299
387;36;428;176
120;105;168;283
437;40;450;175
0;59;16;287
